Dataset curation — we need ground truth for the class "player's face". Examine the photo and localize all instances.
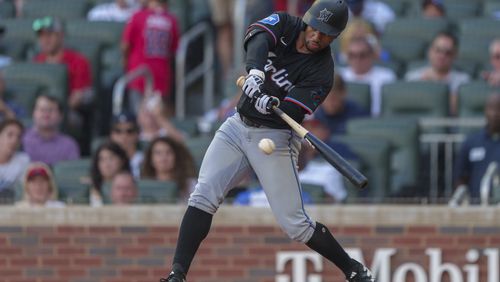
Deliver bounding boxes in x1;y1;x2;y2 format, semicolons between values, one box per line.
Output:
304;26;336;53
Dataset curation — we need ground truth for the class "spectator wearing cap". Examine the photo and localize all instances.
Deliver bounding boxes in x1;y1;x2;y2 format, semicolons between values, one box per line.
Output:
0;119;29;202
110;170;138;205
339;35;396;116
22;95;80;166
346;0;395;35
422;0;445;18
15;162;65;208
32;16;94;154
110;112;143;178
87;0;140;22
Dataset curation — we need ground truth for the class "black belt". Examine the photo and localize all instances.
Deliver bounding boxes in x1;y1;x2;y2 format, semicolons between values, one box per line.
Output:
239;113;262;128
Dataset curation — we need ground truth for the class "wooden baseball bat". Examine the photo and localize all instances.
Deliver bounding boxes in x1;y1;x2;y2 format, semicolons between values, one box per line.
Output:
237;76;368;188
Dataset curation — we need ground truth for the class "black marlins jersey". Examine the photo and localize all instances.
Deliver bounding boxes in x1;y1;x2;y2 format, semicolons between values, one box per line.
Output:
237;12;334;129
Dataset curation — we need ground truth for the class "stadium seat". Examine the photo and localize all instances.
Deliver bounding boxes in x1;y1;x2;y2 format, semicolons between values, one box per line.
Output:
22;0;90;20
171;117;200;137
65;37;101;87
0;39;29;61
381;36;426;67
0;1;15;18
137;180;178;204
458;18;500;41
483;1;500;18
383;18;450;44
300;183;326;204
442;0;480;20
332;135;391;202
168;0;189;32
346;117;420;197
458;81;497;118
65;20;124;49
381;81;449;118
185;135;213;168
4;82;45;121
2;63;68;104
53;158;92;204
0;18;37;43
345;82;371;112
379;0;408;17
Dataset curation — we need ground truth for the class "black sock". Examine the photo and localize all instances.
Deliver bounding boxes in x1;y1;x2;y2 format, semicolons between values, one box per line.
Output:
172;206;213;275
305;222;352;277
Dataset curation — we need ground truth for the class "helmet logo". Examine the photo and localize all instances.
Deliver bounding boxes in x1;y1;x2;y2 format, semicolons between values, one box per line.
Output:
317;8;333;23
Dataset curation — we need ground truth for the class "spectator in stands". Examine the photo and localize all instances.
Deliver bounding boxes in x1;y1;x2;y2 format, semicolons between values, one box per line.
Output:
298;119;348;203
15;162;65;208
32;16;94;154
405;31;470;116
452;93;500;205
110;112;143;178
121;0;180;109
137;98;185;143
141;136;197;202
110;170;138;205
422;0;445;18
22;95;80;166
314;73;369;135
90;141;130;206
481;39;500;87
0;119;29;202
346;0;395;35
0;25;12;69
339;36;396;116
87;0;140;22
337;18;378;64
0;74;16;121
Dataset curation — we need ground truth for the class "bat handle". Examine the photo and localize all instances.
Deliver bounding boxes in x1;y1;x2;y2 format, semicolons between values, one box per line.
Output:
236;76;246;88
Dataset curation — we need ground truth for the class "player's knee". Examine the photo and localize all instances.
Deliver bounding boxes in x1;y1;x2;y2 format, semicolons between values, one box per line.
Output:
284;223;314;243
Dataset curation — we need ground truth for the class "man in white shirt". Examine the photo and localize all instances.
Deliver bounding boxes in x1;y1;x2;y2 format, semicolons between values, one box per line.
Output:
405;31;470;115
339;35;397;116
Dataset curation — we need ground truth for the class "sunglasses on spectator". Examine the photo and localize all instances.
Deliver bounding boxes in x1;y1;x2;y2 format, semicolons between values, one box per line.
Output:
112;127;136;134
433;46;454;56
347;51;371;59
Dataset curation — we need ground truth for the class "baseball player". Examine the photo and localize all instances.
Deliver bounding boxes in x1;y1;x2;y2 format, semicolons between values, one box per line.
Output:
161;1;375;281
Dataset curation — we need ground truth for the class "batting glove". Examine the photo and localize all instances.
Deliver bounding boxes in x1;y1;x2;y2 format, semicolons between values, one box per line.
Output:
255;94;280;115
242;69;265;99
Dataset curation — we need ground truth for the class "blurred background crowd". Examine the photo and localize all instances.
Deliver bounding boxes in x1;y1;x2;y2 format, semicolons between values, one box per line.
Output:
0;0;499;207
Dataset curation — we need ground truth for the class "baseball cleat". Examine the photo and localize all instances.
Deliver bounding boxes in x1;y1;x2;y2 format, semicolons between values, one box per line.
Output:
346;259;375;282
160;271;186;282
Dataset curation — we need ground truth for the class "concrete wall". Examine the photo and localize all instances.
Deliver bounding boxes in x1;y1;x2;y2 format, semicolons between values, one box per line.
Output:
0;205;499;282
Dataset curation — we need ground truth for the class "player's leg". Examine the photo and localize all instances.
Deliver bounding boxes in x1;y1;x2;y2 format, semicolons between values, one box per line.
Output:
164;115;252;281
246;129;374;281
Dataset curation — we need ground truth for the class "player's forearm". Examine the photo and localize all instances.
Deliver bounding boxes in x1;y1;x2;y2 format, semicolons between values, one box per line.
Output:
244;33;273;72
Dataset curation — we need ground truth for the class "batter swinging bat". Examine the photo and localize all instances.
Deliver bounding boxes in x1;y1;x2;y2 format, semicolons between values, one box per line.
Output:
237;76;368;189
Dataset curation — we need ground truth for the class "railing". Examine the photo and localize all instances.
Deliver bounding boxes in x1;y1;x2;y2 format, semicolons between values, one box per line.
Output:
419;117;485;203
175;21;215;119
112;66;153;115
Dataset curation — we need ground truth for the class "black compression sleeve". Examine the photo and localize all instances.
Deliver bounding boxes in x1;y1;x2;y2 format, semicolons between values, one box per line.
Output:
245;32;274;72
279;101;306;124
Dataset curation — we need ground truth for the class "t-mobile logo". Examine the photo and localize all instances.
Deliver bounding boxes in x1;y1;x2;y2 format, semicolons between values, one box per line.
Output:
275;252;323;282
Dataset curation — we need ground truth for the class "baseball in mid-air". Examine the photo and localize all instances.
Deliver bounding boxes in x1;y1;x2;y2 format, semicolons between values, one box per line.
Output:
258;138;275;155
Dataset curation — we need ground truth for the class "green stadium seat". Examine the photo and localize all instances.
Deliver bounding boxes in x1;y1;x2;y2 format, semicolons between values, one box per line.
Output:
0;1;15;18
459;18;500;41
300;183;326;204
458;81;498;118
171;117;200;137
0;39;30;61
53;158;92;204
3;63;68;104
168;0;189;32
483;1;500;18
22;0;90;20
442;0;480;20
333;135;391;202
345;82;371;112
379;0;408;17
381;81;449;118
137;179;178;204
65;37;102;88
384;18;450;44
4;82;45;119
185;135;213;168
381;36;426;66
0;18;37;43
346;117;420;197
65;20;124;48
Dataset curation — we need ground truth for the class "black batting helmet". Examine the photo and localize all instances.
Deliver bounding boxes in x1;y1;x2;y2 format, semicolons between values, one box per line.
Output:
302;0;349;37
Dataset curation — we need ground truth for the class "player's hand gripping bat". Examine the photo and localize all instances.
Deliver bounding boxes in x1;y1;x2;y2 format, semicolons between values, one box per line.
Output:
237;76;368;189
